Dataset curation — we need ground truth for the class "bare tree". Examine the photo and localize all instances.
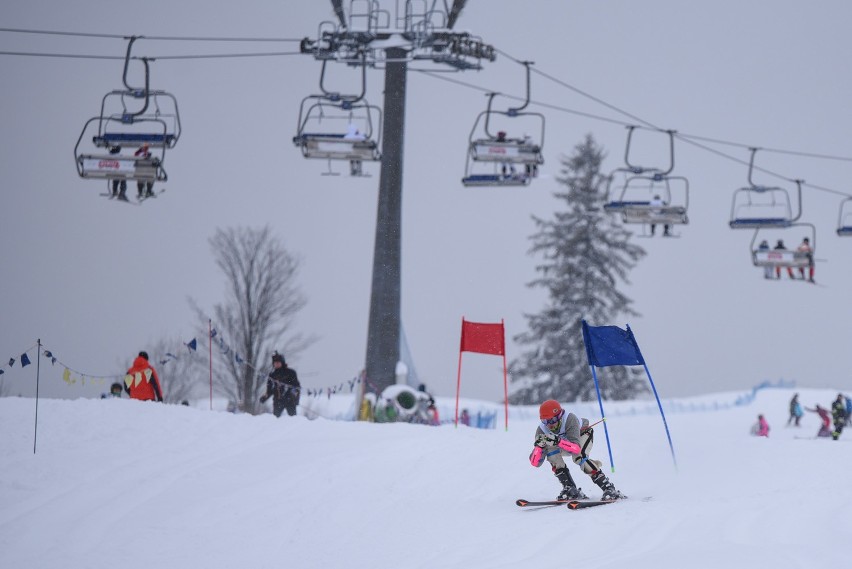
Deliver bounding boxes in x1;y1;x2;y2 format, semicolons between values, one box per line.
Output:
195;226;312;414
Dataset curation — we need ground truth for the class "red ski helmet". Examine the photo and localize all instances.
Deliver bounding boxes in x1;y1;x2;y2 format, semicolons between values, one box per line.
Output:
539;399;563;421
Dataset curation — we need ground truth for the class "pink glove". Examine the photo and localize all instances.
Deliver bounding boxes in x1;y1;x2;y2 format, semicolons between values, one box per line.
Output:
529;446;545;467
557;438;581;455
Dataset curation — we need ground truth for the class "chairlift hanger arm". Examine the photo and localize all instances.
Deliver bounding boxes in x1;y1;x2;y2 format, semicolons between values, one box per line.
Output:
508;61;533;115
318;53;367;106
481;92;498;139
121;36;150;118
623;126;675;175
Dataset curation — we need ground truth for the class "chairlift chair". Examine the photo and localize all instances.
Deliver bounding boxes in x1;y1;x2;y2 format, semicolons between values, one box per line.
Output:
292;95;382;163
750;223;816;271
461;65;545;188
292;57;381;175
73;40;176;188
603;128;688;228
729;149;802;229
75;116;167;184
604;173;689;227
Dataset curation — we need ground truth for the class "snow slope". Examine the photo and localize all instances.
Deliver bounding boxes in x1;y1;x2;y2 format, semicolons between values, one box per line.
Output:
1;387;848;569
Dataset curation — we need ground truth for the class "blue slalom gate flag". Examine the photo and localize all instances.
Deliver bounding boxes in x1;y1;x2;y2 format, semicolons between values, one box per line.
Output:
582;323;644;367
581;320;677;472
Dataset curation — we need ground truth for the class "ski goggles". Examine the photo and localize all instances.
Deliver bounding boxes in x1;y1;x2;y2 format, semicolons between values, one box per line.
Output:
544;414;562;426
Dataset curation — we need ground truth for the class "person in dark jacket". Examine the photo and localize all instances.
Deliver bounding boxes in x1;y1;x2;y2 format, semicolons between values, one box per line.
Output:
260;352;300;417
831;394;847;440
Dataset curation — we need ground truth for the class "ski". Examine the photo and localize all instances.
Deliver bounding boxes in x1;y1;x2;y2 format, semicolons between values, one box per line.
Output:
136;188;166;203
517;496;647;509
516;498;617;509
516;498;572;508
565;500;615;510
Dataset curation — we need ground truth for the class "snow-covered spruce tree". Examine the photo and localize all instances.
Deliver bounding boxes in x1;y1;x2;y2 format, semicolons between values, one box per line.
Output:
509;134;648;404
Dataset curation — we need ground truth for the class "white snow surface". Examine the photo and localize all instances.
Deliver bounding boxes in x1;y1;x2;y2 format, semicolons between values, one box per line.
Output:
2;387;848;569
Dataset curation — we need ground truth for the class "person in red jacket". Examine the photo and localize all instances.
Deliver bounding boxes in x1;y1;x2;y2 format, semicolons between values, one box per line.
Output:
124;351;163;402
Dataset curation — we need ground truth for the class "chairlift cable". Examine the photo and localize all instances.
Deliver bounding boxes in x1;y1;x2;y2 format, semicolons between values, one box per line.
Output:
0;50;302;60
674;131;852;163
0;27;302;42
495;47;660;131
0;51;123;59
489;48;852;199
415;69;631;127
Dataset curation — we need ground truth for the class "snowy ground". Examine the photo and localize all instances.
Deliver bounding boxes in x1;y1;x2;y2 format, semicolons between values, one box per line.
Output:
1;387;848;569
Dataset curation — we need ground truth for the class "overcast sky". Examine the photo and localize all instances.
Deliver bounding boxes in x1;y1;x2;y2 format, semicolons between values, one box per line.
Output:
2;0;851;402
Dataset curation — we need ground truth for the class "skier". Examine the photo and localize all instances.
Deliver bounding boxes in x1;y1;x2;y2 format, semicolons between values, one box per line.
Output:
529;399;625;501
259;352;300;417
751;414;770;437
846;395;852;427
805;405;832;438
787;393;803;427
123;351;163;402
830;394;847;440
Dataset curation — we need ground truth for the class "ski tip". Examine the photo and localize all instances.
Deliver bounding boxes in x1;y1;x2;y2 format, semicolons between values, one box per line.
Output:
515;499;529;507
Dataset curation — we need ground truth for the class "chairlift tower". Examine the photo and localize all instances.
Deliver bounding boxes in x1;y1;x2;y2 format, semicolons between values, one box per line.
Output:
301;1;495;395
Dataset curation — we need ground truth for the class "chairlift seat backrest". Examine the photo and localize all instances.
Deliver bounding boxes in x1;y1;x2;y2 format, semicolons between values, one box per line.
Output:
294;133;380;161
77;153;164;182
470;139;543;164
604;201;687;224
621;204;688;225
753;250;812;268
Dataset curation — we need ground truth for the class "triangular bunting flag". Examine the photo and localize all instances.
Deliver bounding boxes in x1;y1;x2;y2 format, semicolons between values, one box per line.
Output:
20;353;31;367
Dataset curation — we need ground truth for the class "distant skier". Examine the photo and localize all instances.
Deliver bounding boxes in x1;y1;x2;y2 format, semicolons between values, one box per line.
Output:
751;414;770;437
787;393;803;427
846;395;852;427
124;351;163;402
529;399;625;501
259;352;300;417
830;394;847;440
805;405;832;438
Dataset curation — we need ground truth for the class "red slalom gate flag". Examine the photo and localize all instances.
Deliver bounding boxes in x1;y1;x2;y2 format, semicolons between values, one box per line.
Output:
460;320;505;356
456;318;508;430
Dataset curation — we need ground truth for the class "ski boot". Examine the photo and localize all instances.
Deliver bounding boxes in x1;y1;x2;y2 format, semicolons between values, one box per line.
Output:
591;470;625;501
555;467;588;500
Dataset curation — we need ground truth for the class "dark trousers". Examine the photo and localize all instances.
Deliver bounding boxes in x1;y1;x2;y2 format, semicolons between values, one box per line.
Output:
273;395;298;418
833;421;844;440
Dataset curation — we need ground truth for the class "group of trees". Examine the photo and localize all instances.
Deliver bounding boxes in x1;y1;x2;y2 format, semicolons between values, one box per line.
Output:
147;134;646;412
